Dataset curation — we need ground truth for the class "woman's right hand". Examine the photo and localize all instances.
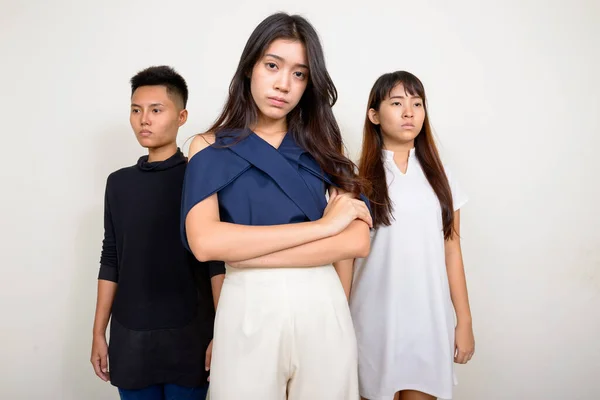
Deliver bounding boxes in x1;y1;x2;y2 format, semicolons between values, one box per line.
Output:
320;188;372;236
90;334;109;382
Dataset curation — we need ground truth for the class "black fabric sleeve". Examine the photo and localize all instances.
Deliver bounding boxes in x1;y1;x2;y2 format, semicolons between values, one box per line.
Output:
208;261;226;278
98;177;119;282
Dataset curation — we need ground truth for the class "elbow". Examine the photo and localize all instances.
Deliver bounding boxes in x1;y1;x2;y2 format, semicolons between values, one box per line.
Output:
189;237;217;263
186;219;221;262
355;235;371;258
355;221;372;258
345;223;371;259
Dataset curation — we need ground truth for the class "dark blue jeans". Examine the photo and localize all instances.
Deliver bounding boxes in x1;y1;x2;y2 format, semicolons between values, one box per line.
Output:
118;384;208;400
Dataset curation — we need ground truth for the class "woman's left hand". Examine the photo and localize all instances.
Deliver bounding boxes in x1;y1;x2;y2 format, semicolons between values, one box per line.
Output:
454;322;475;364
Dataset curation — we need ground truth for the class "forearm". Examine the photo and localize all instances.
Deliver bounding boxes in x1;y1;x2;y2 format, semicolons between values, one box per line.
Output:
446;242;472;325
187;217;333;263
93;280;117;337
229;221;370;268
334;259;354;301
210;274;225;309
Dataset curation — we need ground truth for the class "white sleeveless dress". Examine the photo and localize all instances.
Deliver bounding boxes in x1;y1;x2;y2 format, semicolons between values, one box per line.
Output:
350;148;468;400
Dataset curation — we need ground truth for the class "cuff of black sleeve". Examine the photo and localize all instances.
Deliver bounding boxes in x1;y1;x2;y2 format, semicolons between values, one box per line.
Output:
208;261;226;278
98;264;119;282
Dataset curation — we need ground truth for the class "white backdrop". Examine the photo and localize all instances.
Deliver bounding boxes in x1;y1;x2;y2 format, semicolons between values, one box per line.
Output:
1;0;599;398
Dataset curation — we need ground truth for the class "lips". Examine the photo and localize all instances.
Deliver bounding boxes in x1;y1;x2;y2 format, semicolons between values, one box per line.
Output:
139;130;152;137
401;124;415;128
267;96;288;107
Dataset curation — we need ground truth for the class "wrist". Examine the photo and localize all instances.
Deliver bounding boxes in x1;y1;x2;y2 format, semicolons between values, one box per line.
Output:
456;315;472;327
314;218;335;238
93;330;107;339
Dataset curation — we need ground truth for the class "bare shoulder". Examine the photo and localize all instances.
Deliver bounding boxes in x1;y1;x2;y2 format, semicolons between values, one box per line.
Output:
188;132;216;159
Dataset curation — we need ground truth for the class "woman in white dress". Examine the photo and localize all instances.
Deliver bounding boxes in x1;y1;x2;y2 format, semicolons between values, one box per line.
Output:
350;71;475;400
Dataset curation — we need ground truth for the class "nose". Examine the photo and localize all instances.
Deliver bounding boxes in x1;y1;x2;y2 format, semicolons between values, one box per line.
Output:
403;104;414;118
141;110;151;126
274;72;290;93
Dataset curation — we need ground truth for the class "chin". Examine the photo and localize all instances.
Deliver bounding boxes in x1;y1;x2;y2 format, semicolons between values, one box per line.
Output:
398;130;419;142
136;137;151;146
259;106;288;122
135;137;160;149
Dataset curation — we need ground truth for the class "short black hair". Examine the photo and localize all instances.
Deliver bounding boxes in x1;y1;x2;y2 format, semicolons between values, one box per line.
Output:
130;65;188;108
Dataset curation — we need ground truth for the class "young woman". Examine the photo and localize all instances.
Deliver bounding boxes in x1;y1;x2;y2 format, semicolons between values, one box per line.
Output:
350;71;475;400
180;13;372;399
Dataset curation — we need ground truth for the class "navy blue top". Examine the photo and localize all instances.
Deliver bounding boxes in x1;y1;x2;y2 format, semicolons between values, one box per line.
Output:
181;128;370;251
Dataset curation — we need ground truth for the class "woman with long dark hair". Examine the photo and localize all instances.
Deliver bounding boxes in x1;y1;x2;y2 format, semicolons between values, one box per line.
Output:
351;71;475;400
181;13;372;399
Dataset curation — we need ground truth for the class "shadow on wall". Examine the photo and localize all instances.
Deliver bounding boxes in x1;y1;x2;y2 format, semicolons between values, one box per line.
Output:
60;125;138;400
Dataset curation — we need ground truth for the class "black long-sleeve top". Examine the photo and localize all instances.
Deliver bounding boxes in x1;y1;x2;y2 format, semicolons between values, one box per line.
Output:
98;149;224;389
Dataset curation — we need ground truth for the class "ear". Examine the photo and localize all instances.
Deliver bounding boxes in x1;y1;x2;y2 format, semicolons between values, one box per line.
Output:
178;109;188;127
368;108;380;125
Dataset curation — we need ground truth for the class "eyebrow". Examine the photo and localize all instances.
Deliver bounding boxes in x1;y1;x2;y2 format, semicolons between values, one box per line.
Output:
264;53;309;69
131;103;165;107
389;95;422;100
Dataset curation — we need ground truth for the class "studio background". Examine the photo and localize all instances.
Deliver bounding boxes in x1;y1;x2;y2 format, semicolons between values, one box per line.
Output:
1;0;598;398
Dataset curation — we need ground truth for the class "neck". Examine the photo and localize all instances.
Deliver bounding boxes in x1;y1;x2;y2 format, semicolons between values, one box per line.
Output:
383;137;414;161
147;143;178;162
253;114;287;136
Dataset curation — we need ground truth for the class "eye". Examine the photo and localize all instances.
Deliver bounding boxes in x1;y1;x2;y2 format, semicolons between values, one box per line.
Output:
391;102;401;106
414;102;423;107
294;71;306;80
131;109;140;113
152;108;161;113
266;62;278;70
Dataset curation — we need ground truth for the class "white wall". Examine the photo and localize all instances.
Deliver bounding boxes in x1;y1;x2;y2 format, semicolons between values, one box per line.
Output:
1;0;598;398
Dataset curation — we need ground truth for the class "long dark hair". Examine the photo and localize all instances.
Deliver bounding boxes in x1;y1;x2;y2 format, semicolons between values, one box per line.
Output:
205;12;366;196
359;71;455;239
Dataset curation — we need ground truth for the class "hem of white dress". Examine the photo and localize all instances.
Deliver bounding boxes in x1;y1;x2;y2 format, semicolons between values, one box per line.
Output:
361;384;453;400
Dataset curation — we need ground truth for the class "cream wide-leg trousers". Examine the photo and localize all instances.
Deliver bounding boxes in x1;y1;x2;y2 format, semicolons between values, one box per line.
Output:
208;264;359;400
